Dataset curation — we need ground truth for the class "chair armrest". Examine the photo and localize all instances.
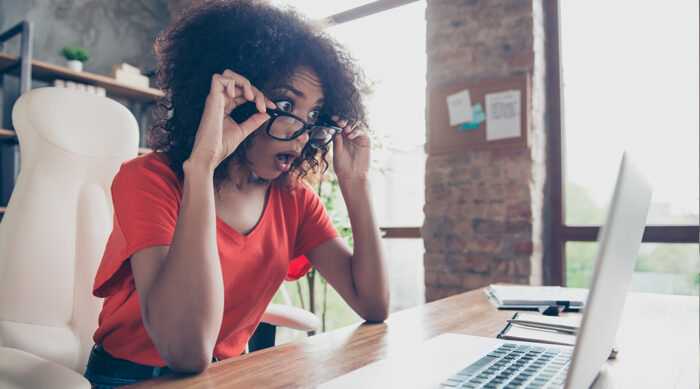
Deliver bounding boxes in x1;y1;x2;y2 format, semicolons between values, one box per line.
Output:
0;347;90;389
261;303;321;332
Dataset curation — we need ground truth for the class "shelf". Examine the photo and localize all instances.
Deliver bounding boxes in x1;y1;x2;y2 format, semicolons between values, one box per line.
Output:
0;52;164;103
1;129;152;156
0;128;15;140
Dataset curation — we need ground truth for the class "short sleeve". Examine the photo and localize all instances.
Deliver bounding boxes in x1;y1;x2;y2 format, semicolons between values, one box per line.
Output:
286;255;312;281
287;184;339;280
93;153;182;297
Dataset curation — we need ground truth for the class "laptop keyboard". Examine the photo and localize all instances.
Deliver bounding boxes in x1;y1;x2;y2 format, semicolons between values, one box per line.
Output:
439;343;572;389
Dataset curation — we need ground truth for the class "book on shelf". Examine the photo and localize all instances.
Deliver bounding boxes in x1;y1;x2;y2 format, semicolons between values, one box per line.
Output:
52;79;106;96
485;284;588;311
109;63;150;89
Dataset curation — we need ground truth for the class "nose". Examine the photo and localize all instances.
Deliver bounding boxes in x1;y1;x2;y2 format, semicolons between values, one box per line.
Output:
295;127;310;145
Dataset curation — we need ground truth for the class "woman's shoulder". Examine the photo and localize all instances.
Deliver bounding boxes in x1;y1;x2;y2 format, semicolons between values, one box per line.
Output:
114;152;180;190
120;151;171;172
275;179;322;207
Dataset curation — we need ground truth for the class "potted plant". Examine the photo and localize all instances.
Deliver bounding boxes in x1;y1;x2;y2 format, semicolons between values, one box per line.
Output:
59;46;91;72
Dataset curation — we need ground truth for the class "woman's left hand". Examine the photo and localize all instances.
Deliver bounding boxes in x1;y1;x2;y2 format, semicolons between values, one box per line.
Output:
332;116;371;181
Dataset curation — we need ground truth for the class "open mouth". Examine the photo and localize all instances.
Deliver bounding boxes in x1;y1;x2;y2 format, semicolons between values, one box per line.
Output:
275;153;294;164
274;152;299;172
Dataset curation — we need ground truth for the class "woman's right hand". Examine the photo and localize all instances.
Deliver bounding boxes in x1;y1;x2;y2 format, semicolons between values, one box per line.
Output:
187;69;275;172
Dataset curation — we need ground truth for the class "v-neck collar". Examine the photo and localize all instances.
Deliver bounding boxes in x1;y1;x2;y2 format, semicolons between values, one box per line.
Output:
215;184;275;242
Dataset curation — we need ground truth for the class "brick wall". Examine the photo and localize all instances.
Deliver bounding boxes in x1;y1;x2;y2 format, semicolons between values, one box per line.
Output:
424;0;548;302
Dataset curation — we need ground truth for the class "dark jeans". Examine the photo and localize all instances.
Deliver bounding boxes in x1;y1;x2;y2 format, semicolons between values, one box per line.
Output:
84;345;219;388
84;345;172;388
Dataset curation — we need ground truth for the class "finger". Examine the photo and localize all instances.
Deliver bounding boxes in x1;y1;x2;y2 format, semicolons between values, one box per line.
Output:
215;71;272;115
222;69;254;101
224;79;237;100
211;74;250;110
238;111;270;136
345;119;358;133
349;129;363;140
233;95;249;106
211;74;233;98
347;124;367;140
242;83;274;112
254;90;267;113
332;127;343;154
330;115;349;130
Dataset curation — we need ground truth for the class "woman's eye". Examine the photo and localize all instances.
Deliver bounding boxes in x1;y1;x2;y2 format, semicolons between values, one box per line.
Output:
308;110;320;122
275;100;293;112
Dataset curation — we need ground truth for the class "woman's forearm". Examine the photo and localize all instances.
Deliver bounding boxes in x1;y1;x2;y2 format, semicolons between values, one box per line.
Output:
339;177;390;321
144;160;224;371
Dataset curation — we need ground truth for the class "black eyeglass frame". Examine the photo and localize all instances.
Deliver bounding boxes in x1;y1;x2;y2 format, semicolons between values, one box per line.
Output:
264;109;342;149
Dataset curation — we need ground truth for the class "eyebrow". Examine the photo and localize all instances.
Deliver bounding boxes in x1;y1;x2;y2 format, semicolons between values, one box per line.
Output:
271;84;324;105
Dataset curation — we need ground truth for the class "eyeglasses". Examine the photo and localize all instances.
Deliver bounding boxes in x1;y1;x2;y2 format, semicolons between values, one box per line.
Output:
265;109;342;149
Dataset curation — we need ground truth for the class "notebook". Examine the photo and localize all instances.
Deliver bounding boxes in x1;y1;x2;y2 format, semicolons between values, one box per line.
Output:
497;313;581;346
319;152;651;389
485;284;588;311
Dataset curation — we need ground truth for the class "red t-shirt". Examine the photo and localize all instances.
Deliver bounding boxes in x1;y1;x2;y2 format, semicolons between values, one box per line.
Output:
92;153;338;366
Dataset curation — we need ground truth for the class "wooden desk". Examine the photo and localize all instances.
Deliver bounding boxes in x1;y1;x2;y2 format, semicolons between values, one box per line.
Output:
130;288;698;388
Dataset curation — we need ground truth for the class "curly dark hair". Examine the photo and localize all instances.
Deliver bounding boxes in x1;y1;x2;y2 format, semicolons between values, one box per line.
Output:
148;0;369;189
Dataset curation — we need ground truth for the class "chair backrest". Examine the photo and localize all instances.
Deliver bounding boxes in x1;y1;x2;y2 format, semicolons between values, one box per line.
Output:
0;87;139;373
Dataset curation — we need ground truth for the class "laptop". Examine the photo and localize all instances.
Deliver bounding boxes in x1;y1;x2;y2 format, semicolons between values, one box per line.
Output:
320;152;652;389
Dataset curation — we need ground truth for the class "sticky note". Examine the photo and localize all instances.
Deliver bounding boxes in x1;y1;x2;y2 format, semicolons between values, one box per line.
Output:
446;89;473;126
460;122;479;130
472;103;486;124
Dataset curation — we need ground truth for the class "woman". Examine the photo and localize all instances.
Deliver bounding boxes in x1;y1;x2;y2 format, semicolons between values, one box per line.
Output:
85;1;389;386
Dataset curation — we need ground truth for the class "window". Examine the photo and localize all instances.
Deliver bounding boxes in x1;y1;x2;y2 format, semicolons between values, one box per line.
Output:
549;0;699;294
326;1;427;310
270;1;427;343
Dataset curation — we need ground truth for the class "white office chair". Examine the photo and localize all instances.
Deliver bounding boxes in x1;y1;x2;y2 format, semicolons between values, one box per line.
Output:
252;282;321;352
0;87;139;388
0;87;319;388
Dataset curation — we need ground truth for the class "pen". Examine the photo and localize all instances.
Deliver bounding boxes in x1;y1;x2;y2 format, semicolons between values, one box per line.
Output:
507;320;579;335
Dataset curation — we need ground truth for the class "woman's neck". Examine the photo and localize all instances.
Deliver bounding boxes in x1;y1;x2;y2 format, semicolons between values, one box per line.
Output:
222;162;270;192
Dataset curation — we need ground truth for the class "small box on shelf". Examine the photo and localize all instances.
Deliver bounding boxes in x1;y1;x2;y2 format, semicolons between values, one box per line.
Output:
109;63;150;89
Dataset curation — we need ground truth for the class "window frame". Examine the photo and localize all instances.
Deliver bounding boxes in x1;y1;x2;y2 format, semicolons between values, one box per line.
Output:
544;0;700;286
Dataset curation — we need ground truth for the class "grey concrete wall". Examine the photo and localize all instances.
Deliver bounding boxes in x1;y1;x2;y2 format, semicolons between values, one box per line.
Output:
0;0;170;76
0;0;170;209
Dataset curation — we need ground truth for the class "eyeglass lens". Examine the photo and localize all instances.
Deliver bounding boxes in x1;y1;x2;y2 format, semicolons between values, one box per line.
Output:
269;116;304;139
268;115;337;147
308;126;336;147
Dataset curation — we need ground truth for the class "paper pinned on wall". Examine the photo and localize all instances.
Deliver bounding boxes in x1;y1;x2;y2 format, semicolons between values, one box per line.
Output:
446;89;473;126
485;90;521;141
460;103;486;130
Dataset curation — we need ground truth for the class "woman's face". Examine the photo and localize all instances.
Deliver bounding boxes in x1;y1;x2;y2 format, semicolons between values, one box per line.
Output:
245;67;324;180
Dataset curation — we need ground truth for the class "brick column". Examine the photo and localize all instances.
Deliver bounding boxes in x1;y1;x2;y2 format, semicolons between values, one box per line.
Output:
424;0;548;302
